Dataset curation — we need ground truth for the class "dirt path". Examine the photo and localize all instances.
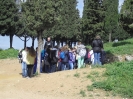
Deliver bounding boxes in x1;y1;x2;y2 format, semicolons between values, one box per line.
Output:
0;59;123;99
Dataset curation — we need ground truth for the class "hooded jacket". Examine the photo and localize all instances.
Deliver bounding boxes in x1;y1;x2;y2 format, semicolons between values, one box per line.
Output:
91;39;103;53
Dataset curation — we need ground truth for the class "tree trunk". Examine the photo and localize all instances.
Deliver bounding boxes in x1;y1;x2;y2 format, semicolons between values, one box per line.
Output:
32;37;35;48
109;32;112;42
37;32;43;74
24;36;26;48
9;34;13;48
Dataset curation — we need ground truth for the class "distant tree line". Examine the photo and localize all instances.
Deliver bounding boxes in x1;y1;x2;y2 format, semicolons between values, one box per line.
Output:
0;0;132;48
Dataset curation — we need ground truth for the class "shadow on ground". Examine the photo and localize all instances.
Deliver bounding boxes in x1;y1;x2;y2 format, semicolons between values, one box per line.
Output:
112;41;132;47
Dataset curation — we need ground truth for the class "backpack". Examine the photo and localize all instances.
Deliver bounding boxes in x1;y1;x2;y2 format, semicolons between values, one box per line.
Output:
88;52;91;59
60;51;65;59
79;48;86;57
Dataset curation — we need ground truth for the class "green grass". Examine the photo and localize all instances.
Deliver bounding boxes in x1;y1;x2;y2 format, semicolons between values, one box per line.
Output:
104;39;133;55
91;61;133;98
74;72;80;78
79;90;86;97
0;48;18;59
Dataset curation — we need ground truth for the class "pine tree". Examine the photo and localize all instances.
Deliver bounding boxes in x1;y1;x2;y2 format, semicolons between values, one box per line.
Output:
103;0;119;42
120;0;133;37
46;0;80;46
0;0;18;48
22;0;62;73
82;0;105;44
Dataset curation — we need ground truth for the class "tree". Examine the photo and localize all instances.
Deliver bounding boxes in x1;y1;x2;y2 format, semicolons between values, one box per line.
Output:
103;0;119;42
82;0;105;44
120;0;133;37
0;0;18;48
45;0;80;46
22;0;62;73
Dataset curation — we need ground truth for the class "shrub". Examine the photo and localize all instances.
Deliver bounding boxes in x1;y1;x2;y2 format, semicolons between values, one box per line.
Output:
0;48;18;59
92;61;133;98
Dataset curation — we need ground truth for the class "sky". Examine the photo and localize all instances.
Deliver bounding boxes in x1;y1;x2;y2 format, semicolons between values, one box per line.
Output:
0;0;125;50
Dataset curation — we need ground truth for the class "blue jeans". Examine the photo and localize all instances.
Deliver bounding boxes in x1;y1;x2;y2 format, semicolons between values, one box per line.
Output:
50;64;57;73
94;52;101;65
69;62;74;70
58;62;61;71
33;63;37;74
61;62;67;71
22;62;27;77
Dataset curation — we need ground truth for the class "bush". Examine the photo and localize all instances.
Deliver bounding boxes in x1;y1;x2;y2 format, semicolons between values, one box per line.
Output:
0;48;18;59
92;61;133;98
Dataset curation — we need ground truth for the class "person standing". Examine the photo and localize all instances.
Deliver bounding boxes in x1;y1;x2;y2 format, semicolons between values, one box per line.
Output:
44;37;53;50
91;35;103;65
26;47;36;78
21;47;28;78
76;41;86;69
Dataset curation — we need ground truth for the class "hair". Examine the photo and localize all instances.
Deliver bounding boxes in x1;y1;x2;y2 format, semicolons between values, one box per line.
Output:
28;47;36;57
95;35;101;39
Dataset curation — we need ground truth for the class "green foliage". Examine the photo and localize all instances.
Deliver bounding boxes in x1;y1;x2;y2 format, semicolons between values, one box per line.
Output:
92;61;133;98
103;0;119;42
0;49;18;59
74;72;80;78
79;90;86;97
104;38;133;55
0;0;18;35
120;0;133;37
82;0;105;44
46;0;80;43
87;85;94;91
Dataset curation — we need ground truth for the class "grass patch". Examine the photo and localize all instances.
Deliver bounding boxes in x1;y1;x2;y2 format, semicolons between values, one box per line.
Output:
87;85;93;91
104;39;133;55
79;90;86;97
91;61;133;98
74;72;80;78
0;48;18;59
90;71;99;77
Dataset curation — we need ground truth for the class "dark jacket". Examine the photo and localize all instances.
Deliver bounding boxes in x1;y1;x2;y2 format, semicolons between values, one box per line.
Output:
44;41;53;50
92;39;103;53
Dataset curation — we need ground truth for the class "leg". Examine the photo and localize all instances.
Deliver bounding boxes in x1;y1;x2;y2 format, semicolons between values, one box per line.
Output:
23;62;27;77
94;53;98;65
78;57;81;69
97;52;101;65
69;62;74;70
21;62;24;77
61;62;65;71
81;57;84;67
27;65;33;77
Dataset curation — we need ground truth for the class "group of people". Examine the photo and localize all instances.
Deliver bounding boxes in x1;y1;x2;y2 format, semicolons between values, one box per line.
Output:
18;35;106;78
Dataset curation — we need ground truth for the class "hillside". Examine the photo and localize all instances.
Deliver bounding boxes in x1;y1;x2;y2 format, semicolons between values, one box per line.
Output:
0;59;122;99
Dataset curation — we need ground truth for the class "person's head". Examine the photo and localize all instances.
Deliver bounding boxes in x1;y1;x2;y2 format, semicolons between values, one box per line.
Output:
47;37;51;42
77;41;81;45
28;47;36;57
95;35;101;40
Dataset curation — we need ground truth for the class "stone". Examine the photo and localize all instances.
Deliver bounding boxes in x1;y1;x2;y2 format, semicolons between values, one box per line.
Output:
125;55;133;61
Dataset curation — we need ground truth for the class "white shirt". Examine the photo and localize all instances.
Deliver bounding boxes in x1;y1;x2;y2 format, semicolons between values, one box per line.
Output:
89;50;94;63
22;50;27;62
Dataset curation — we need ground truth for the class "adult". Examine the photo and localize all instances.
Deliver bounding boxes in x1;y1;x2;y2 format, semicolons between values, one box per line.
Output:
26;47;36;78
76;41;86;68
91;35;103;65
44;37;53;50
21;47;28;78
